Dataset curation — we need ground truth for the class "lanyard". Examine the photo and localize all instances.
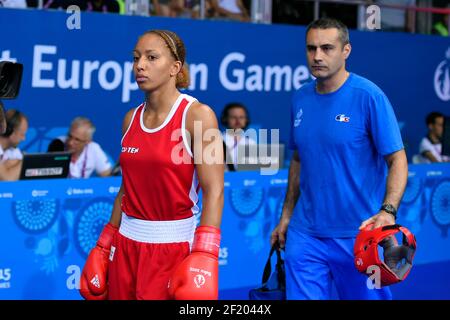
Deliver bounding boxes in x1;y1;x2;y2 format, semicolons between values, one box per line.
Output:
80;145;88;178
69;144;89;178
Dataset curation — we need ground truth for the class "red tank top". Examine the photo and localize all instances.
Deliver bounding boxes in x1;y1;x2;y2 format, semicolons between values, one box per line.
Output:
120;94;199;221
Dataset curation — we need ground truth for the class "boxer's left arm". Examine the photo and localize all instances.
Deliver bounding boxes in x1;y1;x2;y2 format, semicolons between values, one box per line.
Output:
168;102;224;300
360;149;408;230
188;102;224;228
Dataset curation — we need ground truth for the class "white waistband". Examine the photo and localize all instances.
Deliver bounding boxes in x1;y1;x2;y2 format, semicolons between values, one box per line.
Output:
119;212;196;245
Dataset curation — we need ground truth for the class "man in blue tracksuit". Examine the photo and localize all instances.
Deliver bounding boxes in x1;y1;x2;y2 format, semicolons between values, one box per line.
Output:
270;18;408;300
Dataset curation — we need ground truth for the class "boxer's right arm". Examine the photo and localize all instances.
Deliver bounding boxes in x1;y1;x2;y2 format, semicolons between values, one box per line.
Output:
79;109;134;300
80;181;123;300
108;108;135;227
109;184;124;227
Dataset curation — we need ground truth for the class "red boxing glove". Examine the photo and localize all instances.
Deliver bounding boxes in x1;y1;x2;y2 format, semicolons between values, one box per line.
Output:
79;222;118;300
168;226;221;300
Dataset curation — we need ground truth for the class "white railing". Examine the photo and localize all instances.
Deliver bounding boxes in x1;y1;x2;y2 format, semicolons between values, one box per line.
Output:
251;0;273;24
303;0;450;34
31;0;450;34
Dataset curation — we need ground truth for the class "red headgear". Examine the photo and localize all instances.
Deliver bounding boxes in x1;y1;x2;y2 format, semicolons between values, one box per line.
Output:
354;224;417;286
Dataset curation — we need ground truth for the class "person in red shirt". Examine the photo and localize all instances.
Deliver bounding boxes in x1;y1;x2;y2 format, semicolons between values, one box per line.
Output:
79;29;224;300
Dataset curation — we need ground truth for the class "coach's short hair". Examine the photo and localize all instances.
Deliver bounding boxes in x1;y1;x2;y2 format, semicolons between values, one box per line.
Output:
306;18;350;47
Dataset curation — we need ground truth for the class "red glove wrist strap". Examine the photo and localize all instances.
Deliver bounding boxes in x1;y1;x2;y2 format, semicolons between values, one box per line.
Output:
97;222;118;249
192;226;221;258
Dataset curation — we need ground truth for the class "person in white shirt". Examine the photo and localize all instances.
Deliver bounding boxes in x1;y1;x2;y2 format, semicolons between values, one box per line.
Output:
417;111;450;163
220;102;256;171
0;109;27;160
63;117;112;178
0;109;27;181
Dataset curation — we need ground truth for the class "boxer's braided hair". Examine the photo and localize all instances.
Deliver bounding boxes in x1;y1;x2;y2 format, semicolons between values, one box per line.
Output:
143;30;190;89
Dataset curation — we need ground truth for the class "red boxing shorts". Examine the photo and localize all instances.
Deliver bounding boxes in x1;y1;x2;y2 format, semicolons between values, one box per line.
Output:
108;213;196;300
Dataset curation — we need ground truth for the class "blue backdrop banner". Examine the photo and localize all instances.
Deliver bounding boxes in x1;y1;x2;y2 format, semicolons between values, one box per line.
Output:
0;165;449;300
0;8;449;164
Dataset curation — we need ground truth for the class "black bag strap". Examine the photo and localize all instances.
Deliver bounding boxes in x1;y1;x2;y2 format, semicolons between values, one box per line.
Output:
261;244;285;288
275;247;285;290
223;141;236;171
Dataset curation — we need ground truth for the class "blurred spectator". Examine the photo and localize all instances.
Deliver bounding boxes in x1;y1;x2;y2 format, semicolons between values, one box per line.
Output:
210;0;249;21
152;0;184;17
415;112;450;163
0;109;28;181
0;109;28;161
220;102;256;170
86;0;119;12
374;0;416;32
175;0;214;19
25;0;120;12
180;0;200;18
432;5;449;36
0;0;27;8
26;0;84;10
56;117;112;178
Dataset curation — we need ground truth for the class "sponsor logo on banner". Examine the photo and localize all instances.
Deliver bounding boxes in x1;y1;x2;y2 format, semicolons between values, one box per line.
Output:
0;193;13;198
108;186;120;194
0;268;11;289
243;180;257;187
434;48;450;102
66;188;94;196
31;190;49;197
270;178;288;185
427;171;443;177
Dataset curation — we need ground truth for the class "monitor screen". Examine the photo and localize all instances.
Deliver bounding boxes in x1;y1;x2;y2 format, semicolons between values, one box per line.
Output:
19;152;71;180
